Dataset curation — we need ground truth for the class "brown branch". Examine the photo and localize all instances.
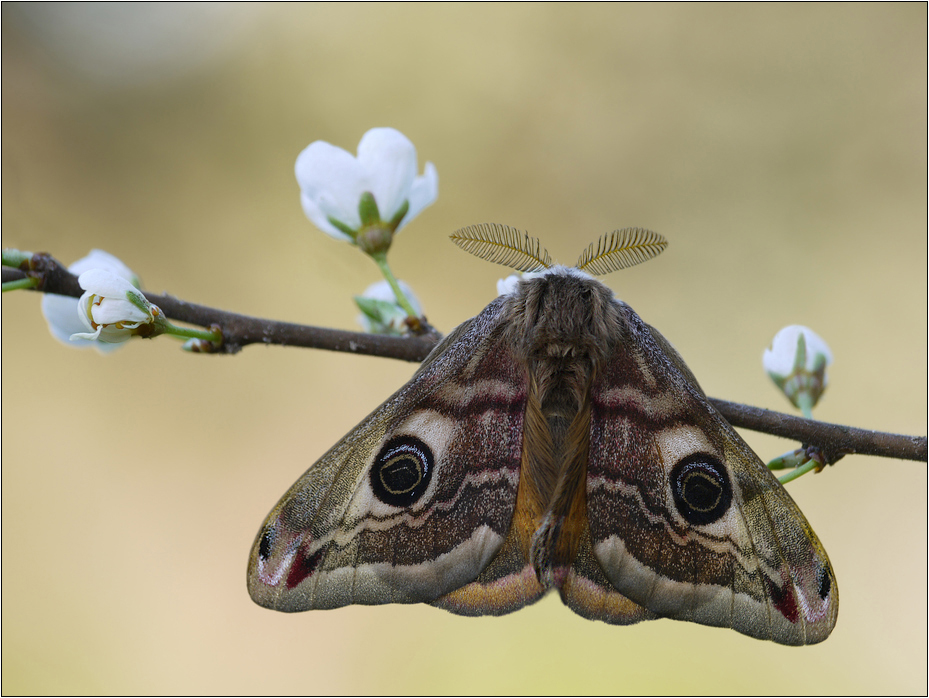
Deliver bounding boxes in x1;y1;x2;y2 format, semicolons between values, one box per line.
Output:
3;255;438;361
147;293;440;360
5;256;926;464
710;399;927;463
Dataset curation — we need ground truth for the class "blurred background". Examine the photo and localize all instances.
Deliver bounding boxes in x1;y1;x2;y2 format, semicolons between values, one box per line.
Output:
2;4;926;694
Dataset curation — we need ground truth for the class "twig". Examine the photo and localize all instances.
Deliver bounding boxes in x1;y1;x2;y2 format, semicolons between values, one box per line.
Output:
3;256;438;360
709;399;926;463
5;256;926;463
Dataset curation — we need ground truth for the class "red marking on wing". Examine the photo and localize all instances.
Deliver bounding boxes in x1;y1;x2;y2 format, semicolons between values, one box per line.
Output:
286;546;325;590
767;577;800;624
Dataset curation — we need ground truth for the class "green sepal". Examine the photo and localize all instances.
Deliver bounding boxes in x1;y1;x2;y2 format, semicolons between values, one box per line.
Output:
327;216;358;238
767;371;787;392
353;295;407;335
387;199;409;230
125;289;154;315
353;295;392;321
792;333;808;373
358;192;381;228
811;352;828;374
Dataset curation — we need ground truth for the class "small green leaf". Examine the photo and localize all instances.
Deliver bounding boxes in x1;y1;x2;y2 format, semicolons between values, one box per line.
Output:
353;295;408;335
353;295;397;323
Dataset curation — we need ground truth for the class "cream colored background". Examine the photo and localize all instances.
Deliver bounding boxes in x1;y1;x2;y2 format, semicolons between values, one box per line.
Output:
2;4;926;694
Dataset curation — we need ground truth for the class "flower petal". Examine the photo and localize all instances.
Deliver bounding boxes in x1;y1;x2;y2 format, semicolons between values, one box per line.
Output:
72;326;132;344
90;297;151;325
70;328;105;342
295;139;367;232
69;249;139;287
78;268;136;295
404;161;439;228
357;128;418;222
43;293;102;348
299;192;353;240
77;293;98;333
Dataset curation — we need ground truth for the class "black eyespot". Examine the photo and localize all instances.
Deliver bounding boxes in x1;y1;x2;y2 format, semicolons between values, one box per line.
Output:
670;454;732;525
258;529;274;560
818;565;832;600
370;436;433;507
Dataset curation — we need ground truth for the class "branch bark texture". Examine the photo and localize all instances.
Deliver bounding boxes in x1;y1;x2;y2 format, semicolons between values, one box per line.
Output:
5;256;926;464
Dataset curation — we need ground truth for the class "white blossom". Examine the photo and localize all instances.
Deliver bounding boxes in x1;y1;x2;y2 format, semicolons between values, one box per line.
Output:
41;250;140;352
763;325;833;409
295;127;437;241
71;269;158;344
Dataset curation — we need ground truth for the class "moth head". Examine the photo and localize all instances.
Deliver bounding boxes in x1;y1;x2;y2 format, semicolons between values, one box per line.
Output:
450;224;667;280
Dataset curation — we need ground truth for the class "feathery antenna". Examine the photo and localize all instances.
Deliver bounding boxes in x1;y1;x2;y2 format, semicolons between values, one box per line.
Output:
575;228;667;275
450;224;552;272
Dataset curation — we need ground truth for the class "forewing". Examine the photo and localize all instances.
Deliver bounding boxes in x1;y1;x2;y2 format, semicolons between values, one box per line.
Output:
248;297;529;612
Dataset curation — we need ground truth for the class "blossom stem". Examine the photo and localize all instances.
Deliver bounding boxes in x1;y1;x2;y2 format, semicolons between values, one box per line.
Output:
162;321;223;344
777;458;819;484
766;448;806;471
2;248;34;268
796;392;815;420
370;252;419;319
2;277;40;292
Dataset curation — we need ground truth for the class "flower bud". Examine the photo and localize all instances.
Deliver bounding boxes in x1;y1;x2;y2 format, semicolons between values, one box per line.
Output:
763;325;833;412
71;269;163;343
354;280;423;335
41;250;140;352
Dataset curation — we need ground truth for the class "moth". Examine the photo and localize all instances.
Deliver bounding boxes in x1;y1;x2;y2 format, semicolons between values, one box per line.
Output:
248;225;838;645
